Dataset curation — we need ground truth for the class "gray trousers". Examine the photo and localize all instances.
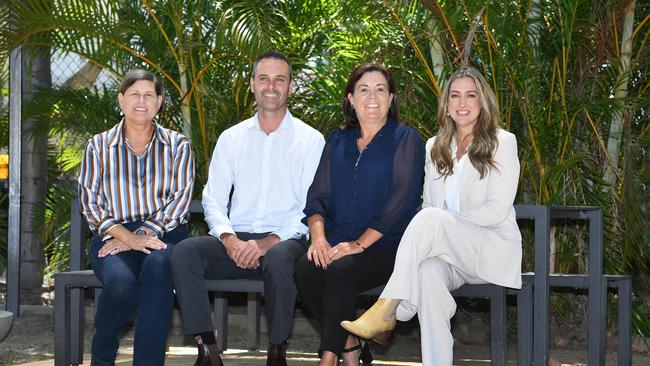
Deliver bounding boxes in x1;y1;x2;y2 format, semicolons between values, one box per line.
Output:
171;232;307;344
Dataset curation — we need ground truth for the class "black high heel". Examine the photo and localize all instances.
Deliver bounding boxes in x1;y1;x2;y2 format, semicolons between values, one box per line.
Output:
341;336;373;365
359;338;373;365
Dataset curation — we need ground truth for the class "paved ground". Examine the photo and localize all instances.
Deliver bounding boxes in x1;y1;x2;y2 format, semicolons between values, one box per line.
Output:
18;345;495;366
16;342;647;366
2;305;649;365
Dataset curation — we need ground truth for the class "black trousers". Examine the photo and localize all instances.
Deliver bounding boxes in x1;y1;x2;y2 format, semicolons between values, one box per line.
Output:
294;250;395;354
171;232;307;344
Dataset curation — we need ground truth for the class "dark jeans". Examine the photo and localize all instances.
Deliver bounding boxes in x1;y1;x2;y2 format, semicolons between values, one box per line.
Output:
171;233;307;344
90;221;187;366
295;250;395;355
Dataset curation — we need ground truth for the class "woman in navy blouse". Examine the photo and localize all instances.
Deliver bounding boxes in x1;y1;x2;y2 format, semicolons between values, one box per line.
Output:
295;64;424;366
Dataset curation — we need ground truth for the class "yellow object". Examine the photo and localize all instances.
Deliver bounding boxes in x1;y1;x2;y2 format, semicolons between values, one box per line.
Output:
340;298;398;344
0;154;8;180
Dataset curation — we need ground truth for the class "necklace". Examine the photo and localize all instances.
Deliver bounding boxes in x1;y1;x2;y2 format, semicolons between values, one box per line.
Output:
357;123;384;153
455;135;473;160
355;124;385;167
355;137;372;168
357;136;372;152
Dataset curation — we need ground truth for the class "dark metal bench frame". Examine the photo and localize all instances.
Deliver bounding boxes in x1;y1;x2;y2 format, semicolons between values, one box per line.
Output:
54;201;631;366
514;205;632;365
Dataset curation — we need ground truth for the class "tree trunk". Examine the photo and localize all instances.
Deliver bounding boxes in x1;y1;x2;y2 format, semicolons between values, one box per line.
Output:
178;61;192;139
20;46;51;304
428;20;445;82
526;0;542;51
63;61;102;89
604;0;635;188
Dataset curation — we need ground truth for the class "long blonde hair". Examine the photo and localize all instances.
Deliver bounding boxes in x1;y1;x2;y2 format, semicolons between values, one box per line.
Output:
432;67;500;179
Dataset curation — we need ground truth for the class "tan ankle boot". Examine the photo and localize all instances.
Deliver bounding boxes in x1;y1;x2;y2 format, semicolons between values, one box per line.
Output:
341;298;398;345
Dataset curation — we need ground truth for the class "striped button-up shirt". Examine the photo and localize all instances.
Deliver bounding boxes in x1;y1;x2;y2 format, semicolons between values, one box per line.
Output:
78;120;195;240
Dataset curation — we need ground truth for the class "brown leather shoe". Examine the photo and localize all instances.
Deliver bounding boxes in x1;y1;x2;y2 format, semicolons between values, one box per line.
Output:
266;342;287;366
194;336;223;366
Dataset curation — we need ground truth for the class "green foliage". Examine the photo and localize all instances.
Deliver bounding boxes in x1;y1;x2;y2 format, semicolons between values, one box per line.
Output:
1;0;648;337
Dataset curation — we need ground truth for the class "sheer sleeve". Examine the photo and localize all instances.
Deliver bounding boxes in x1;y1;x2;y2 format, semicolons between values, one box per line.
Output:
302;130;341;227
369;127;424;234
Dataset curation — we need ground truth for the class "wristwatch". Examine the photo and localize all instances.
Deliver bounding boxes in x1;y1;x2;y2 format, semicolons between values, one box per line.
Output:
135;229;147;236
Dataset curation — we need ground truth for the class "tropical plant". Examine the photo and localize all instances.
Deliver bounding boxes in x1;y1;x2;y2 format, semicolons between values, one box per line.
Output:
0;0;433;286
392;0;650;337
1;0;648;336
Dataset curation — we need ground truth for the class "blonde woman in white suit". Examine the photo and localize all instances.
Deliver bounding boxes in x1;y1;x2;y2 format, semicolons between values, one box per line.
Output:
341;67;522;365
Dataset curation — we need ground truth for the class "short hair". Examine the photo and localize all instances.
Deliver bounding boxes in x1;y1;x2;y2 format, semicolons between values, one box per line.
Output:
118;69;166;113
341;63;400;129
251;51;293;81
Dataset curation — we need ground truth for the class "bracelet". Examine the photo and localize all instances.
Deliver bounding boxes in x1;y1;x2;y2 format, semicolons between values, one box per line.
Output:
354;240;366;251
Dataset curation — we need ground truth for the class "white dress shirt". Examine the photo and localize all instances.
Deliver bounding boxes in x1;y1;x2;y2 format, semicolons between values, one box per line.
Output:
202;110;325;241
444;153;468;213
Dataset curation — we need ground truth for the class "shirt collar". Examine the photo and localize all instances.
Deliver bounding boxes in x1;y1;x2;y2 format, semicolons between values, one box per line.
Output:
353;118;396;139
450;134;458;151
107;119;169;148
247;109;294;132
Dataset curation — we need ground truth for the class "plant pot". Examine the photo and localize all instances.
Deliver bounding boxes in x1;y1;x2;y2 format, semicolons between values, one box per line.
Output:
0;310;14;342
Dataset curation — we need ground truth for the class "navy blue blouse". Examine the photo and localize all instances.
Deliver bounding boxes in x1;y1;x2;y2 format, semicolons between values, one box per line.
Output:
303;119;424;252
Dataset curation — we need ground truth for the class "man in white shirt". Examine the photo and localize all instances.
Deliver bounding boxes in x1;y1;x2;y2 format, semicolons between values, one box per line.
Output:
171;51;325;366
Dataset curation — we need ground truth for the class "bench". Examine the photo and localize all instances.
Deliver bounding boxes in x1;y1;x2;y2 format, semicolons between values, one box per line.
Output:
54;200;515;366
514;205;632;366
54;201;631;366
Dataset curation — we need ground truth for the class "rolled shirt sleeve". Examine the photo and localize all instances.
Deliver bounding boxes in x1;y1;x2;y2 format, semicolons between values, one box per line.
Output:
77;121;196;240
78;139;120;240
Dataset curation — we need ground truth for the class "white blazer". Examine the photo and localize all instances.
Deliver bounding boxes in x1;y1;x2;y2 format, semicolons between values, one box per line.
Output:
423;128;522;289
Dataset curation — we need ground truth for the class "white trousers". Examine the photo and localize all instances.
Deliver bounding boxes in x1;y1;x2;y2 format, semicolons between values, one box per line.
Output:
382;207;488;365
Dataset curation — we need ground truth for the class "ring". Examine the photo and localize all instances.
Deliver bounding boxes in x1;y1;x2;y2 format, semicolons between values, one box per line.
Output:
333;248;339;254
312;250;317;255
113;247;118;251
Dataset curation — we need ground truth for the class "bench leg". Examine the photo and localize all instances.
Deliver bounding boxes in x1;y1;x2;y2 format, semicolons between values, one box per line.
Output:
214;292;228;351
55;280;70;366
247;292;261;350
490;286;507;366
517;277;533;366
71;288;85;365
616;278;632;366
